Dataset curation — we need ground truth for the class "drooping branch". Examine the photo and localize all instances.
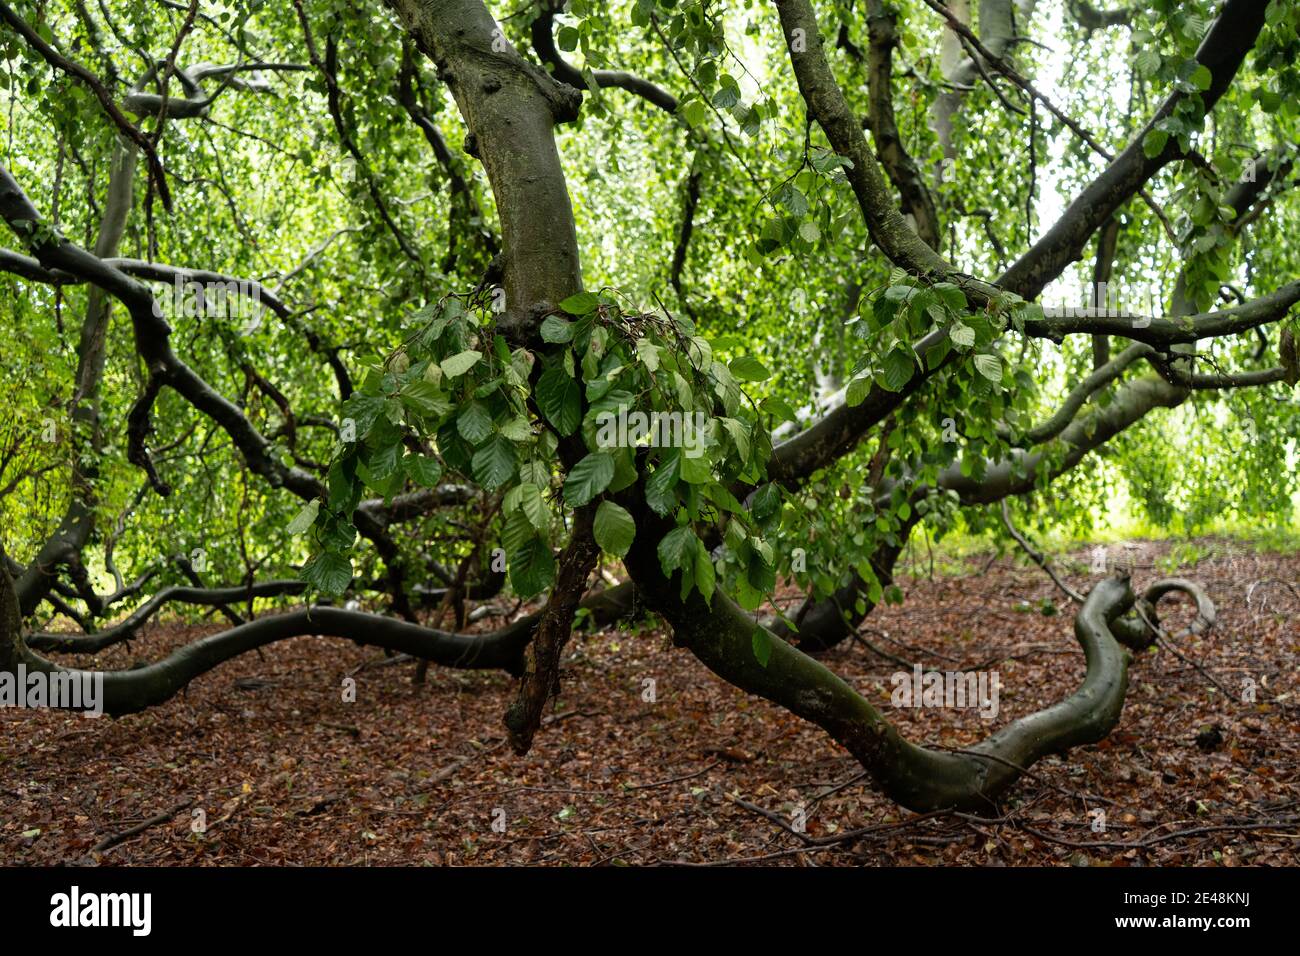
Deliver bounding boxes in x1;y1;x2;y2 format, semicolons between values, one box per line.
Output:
10;139;137;614
291;2;425;269
0;1;173;210
122;62;309;118
669;166;703;322
1011;342;1149;446
530;0;679;113
773;0;975;286
996;0;1268;299
0;164;433;617
504;502;600;754
1000;499;1084;604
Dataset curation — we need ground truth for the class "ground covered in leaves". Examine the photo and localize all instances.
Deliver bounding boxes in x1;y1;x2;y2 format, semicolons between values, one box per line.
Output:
3;537;1296;866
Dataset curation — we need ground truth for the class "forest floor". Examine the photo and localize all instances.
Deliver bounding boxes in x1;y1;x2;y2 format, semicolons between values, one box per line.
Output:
3;536;1297;866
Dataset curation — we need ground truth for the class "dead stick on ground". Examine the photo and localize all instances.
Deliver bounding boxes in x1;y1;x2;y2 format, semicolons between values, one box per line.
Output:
92;799;193;853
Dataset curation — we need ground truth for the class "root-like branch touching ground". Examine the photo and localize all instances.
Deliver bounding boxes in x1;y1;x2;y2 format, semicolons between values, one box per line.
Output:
1;538;644;719
619;501;1219;813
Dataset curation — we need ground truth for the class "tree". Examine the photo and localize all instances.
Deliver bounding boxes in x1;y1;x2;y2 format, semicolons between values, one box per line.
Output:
1;0;1296;812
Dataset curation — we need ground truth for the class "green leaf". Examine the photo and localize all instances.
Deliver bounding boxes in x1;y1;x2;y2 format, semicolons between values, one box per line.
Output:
557;25;580;51
441;349;482;378
973;352;1003;382
399;380;451;420
751;628;772;667
1142;129;1169;159
681;99;707;127
405;454;443;487
845;374;873;407
878;346;915;392
949;322;976;347
540;315;575;343
751;483;782;522
635;337;661;371
593;501;636;557
563;451;615;507
729;355;771;382
287;500;320;536
471;435;517;490
456;402;495;445
558;291;599;315
366;441;403;482
694;542;716;604
761;396;798;423
657;526;698;576
301;550;352;594
506;481;549;530
536;367;582;436
510;534;555;598
645;449;681;515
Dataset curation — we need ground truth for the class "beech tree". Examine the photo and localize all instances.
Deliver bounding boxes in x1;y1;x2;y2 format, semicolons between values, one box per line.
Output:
1;0;1297;811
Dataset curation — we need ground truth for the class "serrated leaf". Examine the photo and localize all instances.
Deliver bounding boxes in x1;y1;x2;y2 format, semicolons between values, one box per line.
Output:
949;321;976;347
301;550;352;594
536;367;582;436
405;454;443;487
509;534;555;598
456;402;495;445
563;451;615;507
973;352;1003;382
878;346;915;392
645;449;681;515
471;435;517;490
657;526;698;576
399;380;451;420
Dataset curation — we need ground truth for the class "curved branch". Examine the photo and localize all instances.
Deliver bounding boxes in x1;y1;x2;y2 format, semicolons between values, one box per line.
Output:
997;0;1269;299
27;580;308;653
0;1;172;210
621;492;1150;812
1000;500;1084;603
1029;280;1300;347
530;0;678;113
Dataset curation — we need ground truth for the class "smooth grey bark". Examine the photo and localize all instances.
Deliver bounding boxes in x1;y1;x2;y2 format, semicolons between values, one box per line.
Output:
385;0;584;339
